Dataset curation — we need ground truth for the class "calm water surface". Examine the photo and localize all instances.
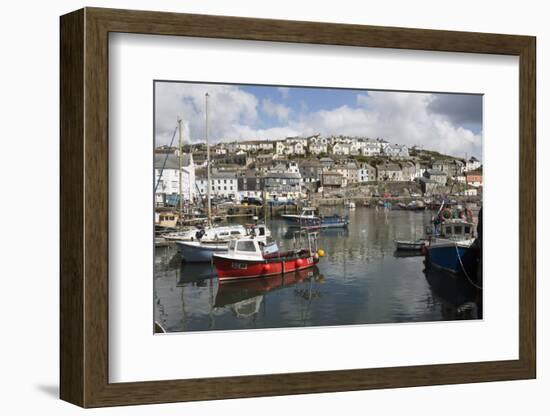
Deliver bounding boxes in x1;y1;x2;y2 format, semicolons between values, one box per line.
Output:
154;207;480;332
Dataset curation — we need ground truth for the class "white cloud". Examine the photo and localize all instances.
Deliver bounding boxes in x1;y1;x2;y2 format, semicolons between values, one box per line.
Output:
287;91;481;158
155;84;481;158
261;98;290;122
155;82;258;144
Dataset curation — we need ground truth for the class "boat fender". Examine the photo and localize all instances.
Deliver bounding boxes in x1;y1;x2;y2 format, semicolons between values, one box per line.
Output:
262;264;271;273
296;259;303;267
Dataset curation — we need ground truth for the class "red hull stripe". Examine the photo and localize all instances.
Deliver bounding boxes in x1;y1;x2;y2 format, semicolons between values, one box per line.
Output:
214;256;319;281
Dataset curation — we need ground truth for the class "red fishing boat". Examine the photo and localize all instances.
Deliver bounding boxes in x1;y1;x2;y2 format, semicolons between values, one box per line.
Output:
212;232;323;281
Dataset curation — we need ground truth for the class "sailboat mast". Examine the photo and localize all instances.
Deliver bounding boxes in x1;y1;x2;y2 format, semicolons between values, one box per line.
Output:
205;93;212;225
177;118;183;229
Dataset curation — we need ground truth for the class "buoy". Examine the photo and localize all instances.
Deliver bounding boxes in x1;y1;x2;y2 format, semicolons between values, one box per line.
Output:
296;259;303;267
317;249;325;257
440;208;452;220
262;264;271;273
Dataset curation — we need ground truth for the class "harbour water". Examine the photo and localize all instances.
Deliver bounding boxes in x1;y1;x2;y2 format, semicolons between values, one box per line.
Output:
154;207;481;333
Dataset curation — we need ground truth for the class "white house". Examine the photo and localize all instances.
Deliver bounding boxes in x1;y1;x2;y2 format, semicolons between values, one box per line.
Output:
383;144;409;158
465;156;482;172
309;142;328;155
360;143;382;156
293;142;306;155
196;170;238;199
332;142;351;156
154;153;196;206
357;163;376;182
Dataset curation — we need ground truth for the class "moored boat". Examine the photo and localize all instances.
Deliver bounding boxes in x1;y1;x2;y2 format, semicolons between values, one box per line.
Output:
212;233;323;281
163;227;200;241
281;207;319;227
394;239;428;251
424;218;476;274
177;224;271;262
176;240;230;262
282;208;349;229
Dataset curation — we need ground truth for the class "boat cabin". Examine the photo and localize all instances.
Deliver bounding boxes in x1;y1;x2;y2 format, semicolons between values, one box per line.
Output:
227;237;279;259
155;211;179;228
200;225;247;241
438;220;475;241
300;208;317;218
248;223;271;238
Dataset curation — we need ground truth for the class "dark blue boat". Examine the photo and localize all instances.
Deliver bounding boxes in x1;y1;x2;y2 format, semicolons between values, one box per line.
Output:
425;218;475;274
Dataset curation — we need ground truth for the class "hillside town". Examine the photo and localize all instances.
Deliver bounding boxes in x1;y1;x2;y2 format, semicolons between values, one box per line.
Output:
154;134;482;208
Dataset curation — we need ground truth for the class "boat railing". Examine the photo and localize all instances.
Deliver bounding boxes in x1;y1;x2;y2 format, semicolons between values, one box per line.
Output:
291;229;319;254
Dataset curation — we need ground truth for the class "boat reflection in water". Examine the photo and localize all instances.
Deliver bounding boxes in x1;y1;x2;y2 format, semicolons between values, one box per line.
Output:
215;267;322;318
423;266;481;320
176;262;217;285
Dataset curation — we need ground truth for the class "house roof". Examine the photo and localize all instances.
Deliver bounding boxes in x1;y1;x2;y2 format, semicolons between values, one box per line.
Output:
426;169;447;176
265;171;302;179
379;163;401;170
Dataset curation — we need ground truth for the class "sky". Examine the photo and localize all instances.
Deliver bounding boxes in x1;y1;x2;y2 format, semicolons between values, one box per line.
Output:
154;81;482;159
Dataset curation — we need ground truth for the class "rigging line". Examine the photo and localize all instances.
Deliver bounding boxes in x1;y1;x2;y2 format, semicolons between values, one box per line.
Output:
154;125;179;193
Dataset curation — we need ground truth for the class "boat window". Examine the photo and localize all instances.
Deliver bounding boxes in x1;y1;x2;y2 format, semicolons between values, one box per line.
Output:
237;241;256;252
258;227;265;236
445;226;452;235
230;230;241;235
453;225;462;235
464;226;471;234
218;232;229;237
228;240;236;250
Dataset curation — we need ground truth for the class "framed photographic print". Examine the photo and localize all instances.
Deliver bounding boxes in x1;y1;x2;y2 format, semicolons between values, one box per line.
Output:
60;7;536;408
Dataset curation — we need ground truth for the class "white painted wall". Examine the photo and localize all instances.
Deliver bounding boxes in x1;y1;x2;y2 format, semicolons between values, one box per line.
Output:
0;1;546;415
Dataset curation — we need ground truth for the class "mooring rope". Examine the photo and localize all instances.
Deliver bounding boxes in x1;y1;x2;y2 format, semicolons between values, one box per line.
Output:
455;242;482;290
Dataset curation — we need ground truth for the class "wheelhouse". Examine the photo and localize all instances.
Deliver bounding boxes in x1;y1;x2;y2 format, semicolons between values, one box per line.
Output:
439;220;474;241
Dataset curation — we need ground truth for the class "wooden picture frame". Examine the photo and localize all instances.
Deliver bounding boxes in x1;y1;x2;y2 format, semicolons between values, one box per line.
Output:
60;7;536;408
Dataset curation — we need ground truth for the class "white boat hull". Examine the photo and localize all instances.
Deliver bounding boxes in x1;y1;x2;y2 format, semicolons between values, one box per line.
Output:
176;241;228;262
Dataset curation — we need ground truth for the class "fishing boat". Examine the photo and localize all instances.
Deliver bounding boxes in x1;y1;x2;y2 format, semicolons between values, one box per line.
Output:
424;218;476;274
282;208;349;229
212;232;323;281
176;224;271;262
281;207;318;226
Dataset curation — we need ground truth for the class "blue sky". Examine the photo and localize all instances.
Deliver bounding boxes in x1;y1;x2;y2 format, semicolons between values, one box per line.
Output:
155;81;483;159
